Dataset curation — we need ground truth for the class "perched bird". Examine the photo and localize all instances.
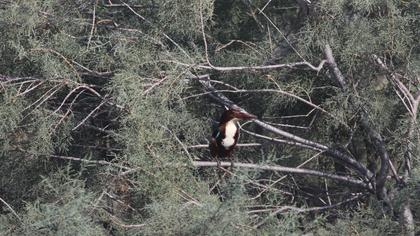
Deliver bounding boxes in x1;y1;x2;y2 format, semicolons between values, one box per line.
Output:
209;107;257;167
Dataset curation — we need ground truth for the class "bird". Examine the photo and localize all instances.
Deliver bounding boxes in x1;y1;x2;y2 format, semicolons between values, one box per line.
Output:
209;106;257;168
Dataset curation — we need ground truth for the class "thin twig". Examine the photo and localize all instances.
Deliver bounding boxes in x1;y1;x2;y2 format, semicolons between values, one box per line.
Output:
107;212;146;228
258;8;306;62
251;151;324;200
162;125;194;162
253;193;363;228
52;86;84;114
72;100;106;130
17;80;44;96
122;1;192;60
182;88;329;115
49;154;131;170
0;196;22;222
241;128;324;151
23;83;64;112
87;0;98;48
54;89;86;128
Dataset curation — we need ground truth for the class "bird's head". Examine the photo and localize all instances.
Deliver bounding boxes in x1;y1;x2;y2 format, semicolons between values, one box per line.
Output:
219;106;257;124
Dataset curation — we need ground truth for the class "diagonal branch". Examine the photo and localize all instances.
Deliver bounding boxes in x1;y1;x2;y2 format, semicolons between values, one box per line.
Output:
324;44;347;90
0;196;21;222
371;56;418;234
195;74;373;179
72;100;107;131
324;45;392;197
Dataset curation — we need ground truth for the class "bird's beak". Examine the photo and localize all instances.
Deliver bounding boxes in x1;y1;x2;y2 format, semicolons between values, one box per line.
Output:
234;110;257;120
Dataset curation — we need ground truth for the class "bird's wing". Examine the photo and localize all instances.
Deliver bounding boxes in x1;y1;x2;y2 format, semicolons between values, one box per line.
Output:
233;122;240;145
212;124;225;141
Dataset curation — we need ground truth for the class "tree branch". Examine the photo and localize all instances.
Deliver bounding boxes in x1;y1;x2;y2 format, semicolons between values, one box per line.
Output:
195;74;373;179
371;55;419;235
48;154;131;171
0;196;21;222
193;161;371;189
253;193;364;228
324;45;391;200
169;60;327;72
324;44;347;89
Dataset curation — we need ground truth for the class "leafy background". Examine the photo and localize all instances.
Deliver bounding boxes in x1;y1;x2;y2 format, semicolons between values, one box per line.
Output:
0;0;418;235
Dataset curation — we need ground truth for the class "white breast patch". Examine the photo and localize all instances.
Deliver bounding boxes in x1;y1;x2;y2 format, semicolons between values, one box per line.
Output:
221;120;238;149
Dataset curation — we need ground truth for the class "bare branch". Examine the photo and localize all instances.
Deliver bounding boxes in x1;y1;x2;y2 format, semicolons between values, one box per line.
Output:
371;55;420;233
241;127;324;151
0;75;38;82
169;59;327;72
87;0;98;48
72;100;107;131
52;86;84;114
162;125;194;162
324;46;392;197
49;154;131;171
54;89;86;128
257;7;306;62
360;117;390;194
251;151;324;200
193;161;370;189
23;83;64;112
254;193;363;228
0;196;21;222
182;88;330;116
17;80;44;96
372;54;415;114
122;1;192;60
324;44;347;89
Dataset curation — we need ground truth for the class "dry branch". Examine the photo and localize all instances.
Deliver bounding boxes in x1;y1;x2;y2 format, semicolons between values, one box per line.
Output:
241;128;324;151
372;54;419;235
49;154;131;171
0;196;21;222
169;60;327;72
323;45;392;203
72;100;107;130
324;44;347;89
193;161;370;189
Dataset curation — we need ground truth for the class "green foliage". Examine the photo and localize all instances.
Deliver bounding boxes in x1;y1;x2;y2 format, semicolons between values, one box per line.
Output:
140;192;252;235
0;168;104;235
0;89;24;151
316;207;399;235
0;0;418;235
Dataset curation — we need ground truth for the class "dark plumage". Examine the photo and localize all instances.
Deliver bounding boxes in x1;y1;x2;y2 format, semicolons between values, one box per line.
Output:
209;107;256;166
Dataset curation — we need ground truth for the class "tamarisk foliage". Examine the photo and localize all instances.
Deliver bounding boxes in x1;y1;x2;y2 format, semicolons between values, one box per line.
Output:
0;0;418;235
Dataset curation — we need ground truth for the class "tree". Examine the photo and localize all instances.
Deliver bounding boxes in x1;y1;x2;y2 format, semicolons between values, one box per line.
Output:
0;0;418;235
